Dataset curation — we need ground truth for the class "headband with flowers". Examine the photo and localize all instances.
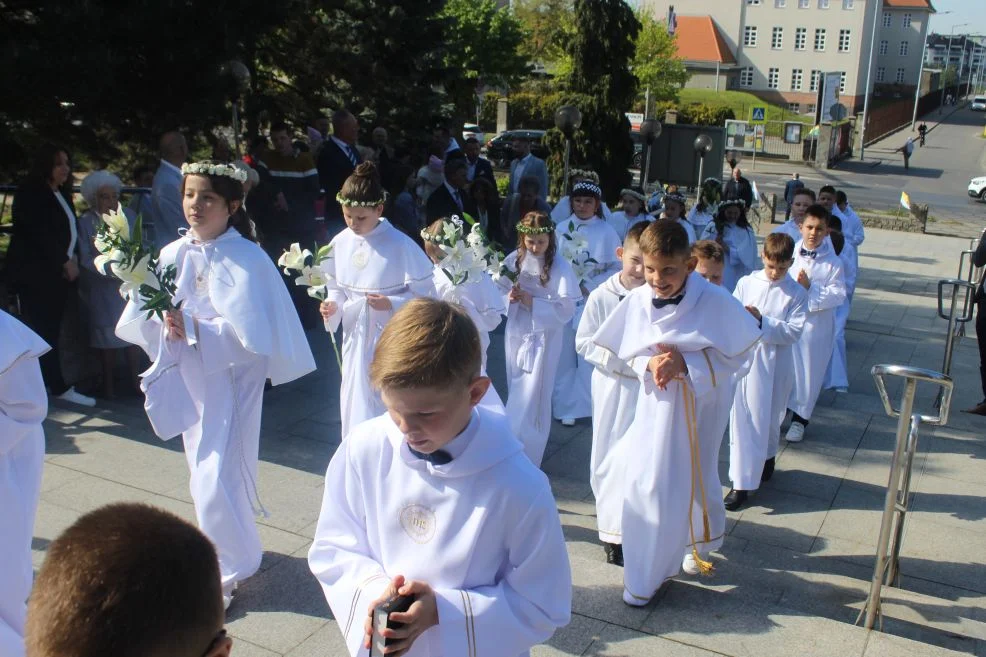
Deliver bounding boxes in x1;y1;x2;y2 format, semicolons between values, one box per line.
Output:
181;162;249;184
336;192;387;208
619;188;647;204
516;222;554;235
568;169;600;184
719;198;747;210
663;192;688;205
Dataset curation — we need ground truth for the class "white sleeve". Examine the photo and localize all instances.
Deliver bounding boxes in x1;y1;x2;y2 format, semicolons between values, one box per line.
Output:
807;263;847;312
388;275;438;311
578;296;633;377
115;299;165;359
182;315;257;375
433;487;572;656
531;295;576;328
761;294;807;346
308;441;391;657
0;354;47;454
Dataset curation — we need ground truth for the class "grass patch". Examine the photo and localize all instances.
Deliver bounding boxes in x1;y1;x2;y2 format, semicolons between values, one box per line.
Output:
678;89;813;125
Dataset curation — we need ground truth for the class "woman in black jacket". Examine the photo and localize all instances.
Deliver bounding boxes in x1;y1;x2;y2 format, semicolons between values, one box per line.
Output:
5;144;96;406
965;229;986;416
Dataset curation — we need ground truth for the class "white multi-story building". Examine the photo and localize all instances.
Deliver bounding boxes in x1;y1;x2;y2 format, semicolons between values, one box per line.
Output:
644;0;934;114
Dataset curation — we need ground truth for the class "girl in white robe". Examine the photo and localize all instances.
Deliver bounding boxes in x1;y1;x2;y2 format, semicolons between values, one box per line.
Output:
0;311;48;657
727;246;808;509
552;181;622;424
823;223;859;392
700;200;760;293
319;163;436;439
498;212;579;466
593;268;760;606
606;188;649;241
656;192;697;244
685;177;721;234
117;163;316;607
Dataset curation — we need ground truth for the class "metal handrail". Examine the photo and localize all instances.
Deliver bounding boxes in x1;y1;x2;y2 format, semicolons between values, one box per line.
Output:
935;279;975;408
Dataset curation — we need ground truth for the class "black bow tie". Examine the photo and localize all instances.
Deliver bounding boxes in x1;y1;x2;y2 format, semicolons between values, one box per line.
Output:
800;248;818;259
408;446;452;465
652;294;684;309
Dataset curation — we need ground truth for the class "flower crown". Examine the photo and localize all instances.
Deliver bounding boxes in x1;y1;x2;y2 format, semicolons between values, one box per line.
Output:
719;198;747;210
336;192;387;208
663;192;687;205
568;168;600;184
181;162;248;183
516;222;554;235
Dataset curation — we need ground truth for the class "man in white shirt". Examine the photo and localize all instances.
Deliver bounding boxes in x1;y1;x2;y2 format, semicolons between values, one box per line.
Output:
509;137;548;202
151;131;189;249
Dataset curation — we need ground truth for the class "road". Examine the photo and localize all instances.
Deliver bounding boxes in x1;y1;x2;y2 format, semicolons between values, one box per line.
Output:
732;105;986;238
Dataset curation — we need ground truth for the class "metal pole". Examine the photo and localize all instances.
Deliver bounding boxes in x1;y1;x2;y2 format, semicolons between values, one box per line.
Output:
696;156;704;205
643;143;652;190
232;101;242;157
911;35;930;130
562;139;572;197
858;0;881;161
716;61;721;93
645;86;651;120
941;28;957;112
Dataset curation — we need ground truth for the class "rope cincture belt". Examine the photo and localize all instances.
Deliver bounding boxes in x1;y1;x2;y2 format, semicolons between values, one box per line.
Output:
683;382;714;575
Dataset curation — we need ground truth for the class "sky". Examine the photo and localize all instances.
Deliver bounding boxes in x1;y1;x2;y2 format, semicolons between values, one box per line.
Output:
926;0;986;37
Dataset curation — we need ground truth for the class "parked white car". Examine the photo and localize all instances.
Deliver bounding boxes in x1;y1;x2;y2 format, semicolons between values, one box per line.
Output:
971;96;986;111
970;176;986;200
462;123;485;146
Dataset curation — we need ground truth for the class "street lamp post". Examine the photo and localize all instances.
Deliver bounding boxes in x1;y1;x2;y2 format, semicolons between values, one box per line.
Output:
940;24;969;113
693;134;713;204
639;119;662;189
858;0;881;161
554;105;582;197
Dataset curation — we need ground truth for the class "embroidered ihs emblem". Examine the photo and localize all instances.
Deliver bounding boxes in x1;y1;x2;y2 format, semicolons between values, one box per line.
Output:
399;504;437;544
351;247;369;270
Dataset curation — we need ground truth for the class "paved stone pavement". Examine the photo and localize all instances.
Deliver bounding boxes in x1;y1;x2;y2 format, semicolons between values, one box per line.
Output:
33;226;986;656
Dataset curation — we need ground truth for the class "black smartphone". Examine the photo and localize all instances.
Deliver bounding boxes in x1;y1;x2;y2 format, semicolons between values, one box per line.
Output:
369;593;415;657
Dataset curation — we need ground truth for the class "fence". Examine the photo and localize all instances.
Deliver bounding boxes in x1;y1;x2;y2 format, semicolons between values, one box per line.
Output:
862;82;971;147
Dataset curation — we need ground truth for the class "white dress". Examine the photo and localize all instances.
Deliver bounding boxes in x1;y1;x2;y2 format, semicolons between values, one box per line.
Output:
552;216;622;422
0;312;48;657
824;240;858;391
321;219;437;439
606;211;650;241
576;273;638;544
592;272;760;602
686;206;715;233
498;251;579;465
699;221;760;292
308;408;572;657
551;197;612;224
729;271;808;490
116;228;316;593
788;239;846;420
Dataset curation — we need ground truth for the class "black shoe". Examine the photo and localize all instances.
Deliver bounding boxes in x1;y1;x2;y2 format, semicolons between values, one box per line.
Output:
603;542;624;567
761;457;775;482
724;489;748;511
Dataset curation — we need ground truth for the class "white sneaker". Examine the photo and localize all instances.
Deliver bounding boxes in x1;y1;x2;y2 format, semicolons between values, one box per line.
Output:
222;582;237;611
681;551;711;575
560;417;576;427
223;593;233;610
622;589;649;607
56;387;96;407
785;421;806;443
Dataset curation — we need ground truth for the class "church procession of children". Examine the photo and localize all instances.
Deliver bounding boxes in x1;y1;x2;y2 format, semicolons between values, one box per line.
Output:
3;158;866;657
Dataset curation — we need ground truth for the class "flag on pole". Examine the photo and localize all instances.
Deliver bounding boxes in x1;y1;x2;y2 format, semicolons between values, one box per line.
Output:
667;5;677;35
900;191;911;210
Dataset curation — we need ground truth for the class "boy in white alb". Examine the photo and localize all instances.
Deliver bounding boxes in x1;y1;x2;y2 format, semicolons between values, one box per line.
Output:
784;205;847;443
553;181;622;426
0;311;48;657
772;188;815;243
725;234;808;511
309;299;571;657
822;215;858;393
592;222;761;606
576;222;648;567
835;190;865;249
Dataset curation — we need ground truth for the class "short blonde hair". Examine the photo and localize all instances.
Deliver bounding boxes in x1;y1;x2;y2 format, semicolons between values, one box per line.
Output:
692;239;725;264
370;298;481;390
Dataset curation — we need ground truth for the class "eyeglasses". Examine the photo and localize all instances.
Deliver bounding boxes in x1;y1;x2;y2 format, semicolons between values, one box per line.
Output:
201;629;227;657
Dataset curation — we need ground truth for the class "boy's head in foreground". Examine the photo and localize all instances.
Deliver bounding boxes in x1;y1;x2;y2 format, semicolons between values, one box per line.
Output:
26;503;230;657
370;298;490;454
617;221;648;290
801;204;830;251
790;188;815;223
692;240;726;286
762;233;796;282
638;220;696;299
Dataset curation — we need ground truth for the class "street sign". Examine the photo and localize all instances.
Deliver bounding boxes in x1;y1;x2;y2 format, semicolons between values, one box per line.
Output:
750;106;767;124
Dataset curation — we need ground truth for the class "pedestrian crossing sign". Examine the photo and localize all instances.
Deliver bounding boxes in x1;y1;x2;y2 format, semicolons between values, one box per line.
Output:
751;106;767;124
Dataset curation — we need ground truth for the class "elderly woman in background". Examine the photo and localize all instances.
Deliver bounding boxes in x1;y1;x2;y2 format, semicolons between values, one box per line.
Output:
77;170;141;399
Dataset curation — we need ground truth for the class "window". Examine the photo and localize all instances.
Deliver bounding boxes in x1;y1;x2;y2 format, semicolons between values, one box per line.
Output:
747;0;762;4
740;67;755;87
899;41;909;56
807;103;816;115
814;28;826;51
799;0;810;7
768;68;780;89
775;0;787;6
842;0;854;8
772;27;784;49
791;68;804;90
810;69;821;92
744;26;758;47
882;12;891;27
789;102;801;113
876;66;885;82
839;29;851;52
839;71;847;93
818;0;829;7
902;13;911;28
795;27;807;50
896;67;905;83
879;40;888;55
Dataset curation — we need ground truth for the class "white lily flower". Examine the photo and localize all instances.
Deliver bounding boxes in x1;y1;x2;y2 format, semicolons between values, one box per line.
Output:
306;285;328;301
115;254;161;297
94;248;127;274
295;265;328;289
278;243;312;273
101;203;130;240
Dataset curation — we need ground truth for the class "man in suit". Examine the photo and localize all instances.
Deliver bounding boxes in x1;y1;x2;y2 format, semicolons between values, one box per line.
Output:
151;131;188;249
509;136;548;202
316;109;361;232
964;230;986;416
783;172;804;220
464;138;495;187
723;166;753;209
426;157;477;223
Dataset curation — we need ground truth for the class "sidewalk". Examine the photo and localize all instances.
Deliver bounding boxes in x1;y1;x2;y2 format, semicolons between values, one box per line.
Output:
33;227;986;656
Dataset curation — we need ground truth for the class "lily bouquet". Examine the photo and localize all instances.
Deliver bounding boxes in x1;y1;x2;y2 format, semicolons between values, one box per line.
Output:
93;203;179;320
422;214;505;286
277;243;342;369
559;220;599;286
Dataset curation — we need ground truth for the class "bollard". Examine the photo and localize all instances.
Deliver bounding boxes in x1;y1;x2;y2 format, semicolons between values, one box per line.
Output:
859;364;952;631
934;279;975;408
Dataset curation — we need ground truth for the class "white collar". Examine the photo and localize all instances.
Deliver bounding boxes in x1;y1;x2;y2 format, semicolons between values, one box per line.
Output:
444;181;460;196
442;409;479;460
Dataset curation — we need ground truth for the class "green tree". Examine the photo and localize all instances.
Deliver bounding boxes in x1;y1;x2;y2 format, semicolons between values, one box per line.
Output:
545;0;639;202
442;0;529;126
633;10;690;108
512;0;575;74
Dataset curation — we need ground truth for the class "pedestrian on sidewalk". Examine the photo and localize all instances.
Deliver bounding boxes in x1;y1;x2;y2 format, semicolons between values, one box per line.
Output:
784;173;804;221
895;137;915;171
963;230;986;416
918;123;927;147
